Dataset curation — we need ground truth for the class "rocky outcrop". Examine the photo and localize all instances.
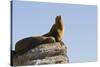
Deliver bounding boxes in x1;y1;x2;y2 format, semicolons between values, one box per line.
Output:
12;37;69;66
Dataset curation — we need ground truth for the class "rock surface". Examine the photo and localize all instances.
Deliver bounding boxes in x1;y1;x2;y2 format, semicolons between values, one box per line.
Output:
12;42;69;66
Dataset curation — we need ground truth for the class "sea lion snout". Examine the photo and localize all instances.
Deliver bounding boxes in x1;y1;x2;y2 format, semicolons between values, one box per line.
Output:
56;15;62;23
56;15;61;19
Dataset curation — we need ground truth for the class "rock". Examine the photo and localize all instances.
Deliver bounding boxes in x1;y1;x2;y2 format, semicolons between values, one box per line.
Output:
12;42;69;66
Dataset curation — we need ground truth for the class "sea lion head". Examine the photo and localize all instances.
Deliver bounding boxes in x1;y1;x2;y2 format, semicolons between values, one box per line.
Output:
55;15;62;24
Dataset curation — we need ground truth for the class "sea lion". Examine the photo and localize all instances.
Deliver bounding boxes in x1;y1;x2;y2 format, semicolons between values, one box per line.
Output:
43;16;64;42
